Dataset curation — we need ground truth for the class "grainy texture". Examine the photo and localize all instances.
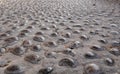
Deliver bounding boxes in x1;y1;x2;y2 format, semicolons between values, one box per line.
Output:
0;0;120;74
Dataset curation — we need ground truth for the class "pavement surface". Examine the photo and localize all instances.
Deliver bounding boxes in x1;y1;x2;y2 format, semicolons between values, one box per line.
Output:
0;0;120;74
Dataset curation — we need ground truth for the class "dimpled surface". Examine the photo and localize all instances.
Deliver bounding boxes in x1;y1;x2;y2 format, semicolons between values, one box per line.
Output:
0;0;120;74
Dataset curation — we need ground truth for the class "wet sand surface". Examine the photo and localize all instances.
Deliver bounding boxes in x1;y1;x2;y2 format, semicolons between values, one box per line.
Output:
0;0;120;74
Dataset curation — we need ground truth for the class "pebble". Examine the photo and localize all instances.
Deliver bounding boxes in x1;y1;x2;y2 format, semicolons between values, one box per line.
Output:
84;63;103;74
109;31;119;35
45;51;57;58
44;41;57;47
0;48;6;55
109;48;120;56
11;26;19;30
24;54;41;64
4;65;25;74
31;21;37;25
0;34;8;38
111;41;120;47
63;32;71;38
72;24;82;27
89;30;97;35
59;22;65;26
62;48;76;57
80;35;89;40
59;58;78;68
69;20;75;23
41;26;50;30
26;26;34;29
101;26;110;29
89;25;95;28
50;32;58;37
65;26;72;30
50;25;57;28
33;36;45;42
90;45;105;51
18;32;27;37
110;24;118;28
4;37;18;44
21;29;31;33
69;41;82;49
30;45;42;52
57;37;67;44
10;46;26;56
22;40;32;48
35;31;44;35
84;51;98;59
0;33;9;39
104;58;115;66
98;39;108;44
73;30;81;34
38;67;53;74
0;59;10;67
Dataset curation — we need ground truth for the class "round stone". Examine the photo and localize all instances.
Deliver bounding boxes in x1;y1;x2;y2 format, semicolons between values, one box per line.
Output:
0;48;6;55
30;45;42;52
33;36;45;42
38;67;53;74
26;26;34;29
41;27;50;30
50;32;58;37
59;22;65;26
89;30;97;35
50;25;57;28
5;30;14;35
98;39;108;44
21;29;31;33
89;25;95;28
44;41;57;47
0;33;9;39
22;40;32;48
72;24;82;27
63;32;71;38
69;20;75;23
80;35;89;40
90;45;105;51
30;21;37;25
11;26;19;30
4;65;25;74
0;59;10;67
18;32;27;37
104;58;115;66
73;30;80;34
69;41;82;49
59;58;78;68
65;26;72;30
45;52;57;58
24;54;41;64
110;24;118;27
19;23;25;26
110;31;119;35
4;37;18;44
111;41;120;47
109;48;120;56
84;63;102;74
84;51;98;59
57;37;67;44
101;26;110;29
35;31;44;35
10;46;26;56
62;48;76;57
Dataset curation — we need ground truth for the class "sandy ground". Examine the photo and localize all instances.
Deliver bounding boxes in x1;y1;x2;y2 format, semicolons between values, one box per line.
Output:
0;0;120;74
